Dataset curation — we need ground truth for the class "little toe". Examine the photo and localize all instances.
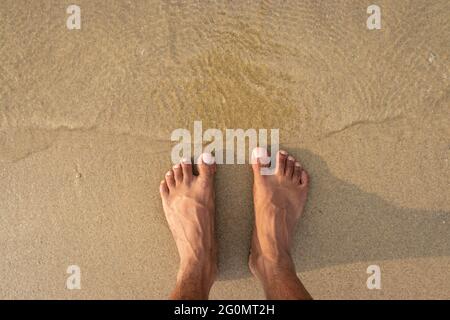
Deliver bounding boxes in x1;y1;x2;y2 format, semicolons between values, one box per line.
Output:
300;169;309;187
159;180;169;197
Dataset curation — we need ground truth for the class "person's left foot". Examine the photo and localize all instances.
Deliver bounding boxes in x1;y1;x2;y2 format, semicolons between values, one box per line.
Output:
159;153;217;295
248;148;309;273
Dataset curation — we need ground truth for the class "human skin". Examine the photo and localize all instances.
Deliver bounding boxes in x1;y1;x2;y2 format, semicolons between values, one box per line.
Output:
159;149;311;300
249;148;312;300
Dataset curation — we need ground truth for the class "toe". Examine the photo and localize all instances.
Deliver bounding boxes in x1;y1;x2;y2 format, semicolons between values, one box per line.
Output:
300;169;309;187
181;157;193;182
251;147;270;175
293;161;302;183
275;150;288;175
197;152;216;178
173;163;182;184
285;156;295;178
159;180;169;197
165;170;175;189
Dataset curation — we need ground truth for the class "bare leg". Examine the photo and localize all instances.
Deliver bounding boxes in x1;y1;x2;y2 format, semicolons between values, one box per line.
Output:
159;154;217;300
249;148;312;300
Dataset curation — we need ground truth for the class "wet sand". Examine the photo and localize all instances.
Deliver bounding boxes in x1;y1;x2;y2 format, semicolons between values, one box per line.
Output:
0;0;449;299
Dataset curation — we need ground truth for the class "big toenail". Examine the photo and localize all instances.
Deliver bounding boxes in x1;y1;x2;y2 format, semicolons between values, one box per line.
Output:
252;147;268;159
202;153;215;165
252;147;271;164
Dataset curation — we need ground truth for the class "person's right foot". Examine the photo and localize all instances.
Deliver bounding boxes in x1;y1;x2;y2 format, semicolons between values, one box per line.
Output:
159;153;217;299
249;148;309;281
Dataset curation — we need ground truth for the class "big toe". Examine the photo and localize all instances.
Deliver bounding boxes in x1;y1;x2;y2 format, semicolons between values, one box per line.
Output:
251;147;271;175
197;152;216;179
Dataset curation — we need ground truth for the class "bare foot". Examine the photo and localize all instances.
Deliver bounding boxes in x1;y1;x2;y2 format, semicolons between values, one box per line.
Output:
159;153;217;299
249;148;312;300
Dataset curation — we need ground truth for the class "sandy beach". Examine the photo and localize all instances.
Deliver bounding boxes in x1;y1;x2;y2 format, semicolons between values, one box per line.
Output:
0;0;449;299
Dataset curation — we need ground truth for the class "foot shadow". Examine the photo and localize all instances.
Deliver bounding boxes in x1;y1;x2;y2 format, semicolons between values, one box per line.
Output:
215;148;450;280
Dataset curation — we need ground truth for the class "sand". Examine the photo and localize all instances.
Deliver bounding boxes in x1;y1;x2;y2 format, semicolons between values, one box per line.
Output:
0;0;449;299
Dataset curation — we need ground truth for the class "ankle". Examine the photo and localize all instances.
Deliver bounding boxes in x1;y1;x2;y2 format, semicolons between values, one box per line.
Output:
250;253;297;282
178;257;216;289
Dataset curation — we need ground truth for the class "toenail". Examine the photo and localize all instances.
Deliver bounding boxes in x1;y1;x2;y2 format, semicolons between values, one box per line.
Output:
295;162;301;167
181;157;191;164
252;147;268;158
288;156;295;161
173;164;180;169
202;152;215;165
251;147;271;165
166;171;172;176
279;150;288;156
